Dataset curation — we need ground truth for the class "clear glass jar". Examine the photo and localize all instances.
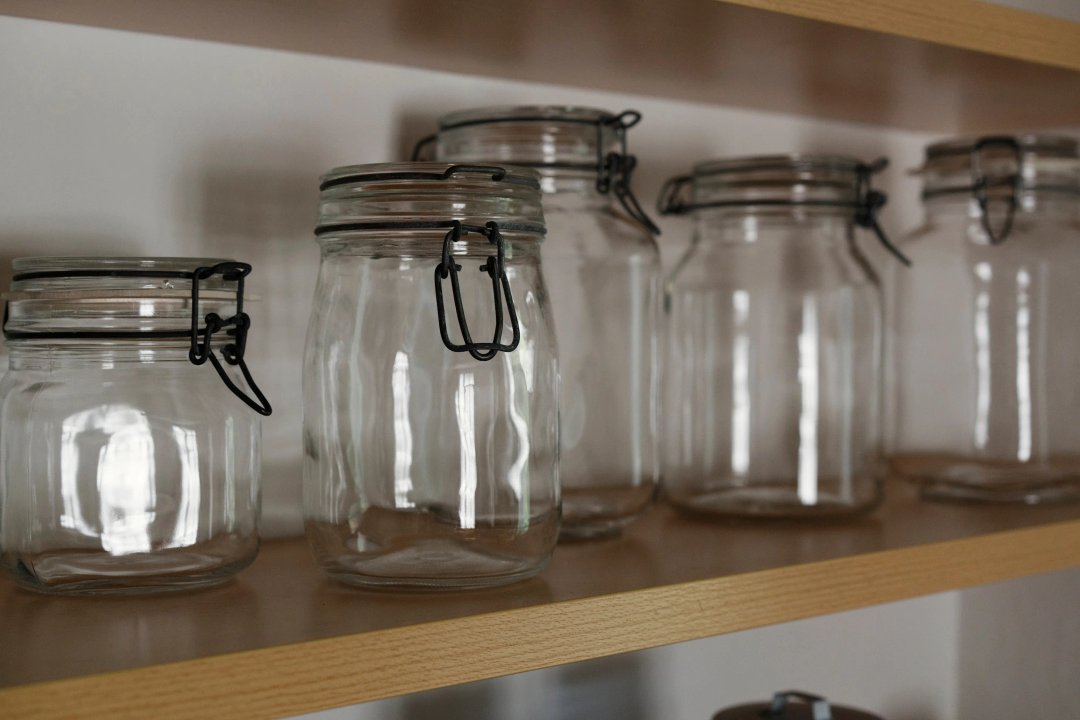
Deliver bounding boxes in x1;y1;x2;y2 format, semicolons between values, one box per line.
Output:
0;257;269;594
888;135;1080;503
424;106;662;539
659;156;889;518
304;162;560;589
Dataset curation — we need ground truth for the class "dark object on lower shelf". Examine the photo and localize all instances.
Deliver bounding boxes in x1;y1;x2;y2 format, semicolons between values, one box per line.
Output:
713;691;883;720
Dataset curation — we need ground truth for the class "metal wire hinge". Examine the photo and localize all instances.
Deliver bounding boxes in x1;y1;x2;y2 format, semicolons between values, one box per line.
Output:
189;262;273;416
434;221;521;361
971;136;1022;245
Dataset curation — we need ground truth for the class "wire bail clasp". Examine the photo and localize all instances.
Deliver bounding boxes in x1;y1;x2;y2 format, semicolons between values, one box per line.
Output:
597;110;661;235
189;262;272;416
656;173;694;216
434;221;521;361
971;136;1022;245
854;157;911;266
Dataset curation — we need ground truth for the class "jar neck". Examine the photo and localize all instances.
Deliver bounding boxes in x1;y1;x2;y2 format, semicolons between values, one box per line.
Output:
922;191;1079;220
693;208;855;245
540;171;612;210
6;340;194;369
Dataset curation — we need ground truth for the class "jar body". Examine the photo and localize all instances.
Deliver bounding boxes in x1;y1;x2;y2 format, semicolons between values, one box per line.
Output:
431;105;663;538
303;233;560;589
0;342;261;594
536;194;661;537
888;198;1080;502
664;212;884;517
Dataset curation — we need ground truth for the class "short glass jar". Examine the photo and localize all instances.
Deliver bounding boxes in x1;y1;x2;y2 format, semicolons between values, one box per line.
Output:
888;135;1080;503
659;156;893;518
420;106;662;539
304;162;560;589
0;257;269;594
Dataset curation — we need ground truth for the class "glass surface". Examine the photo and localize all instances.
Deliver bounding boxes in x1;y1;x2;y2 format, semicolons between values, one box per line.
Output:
663;156;885;518
0;258;262;594
888;135;1080;503
436;106;662;539
304;163;560;589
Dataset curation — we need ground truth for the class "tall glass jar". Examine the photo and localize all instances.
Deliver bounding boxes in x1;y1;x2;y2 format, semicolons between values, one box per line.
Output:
888;135;1080;503
304;162;560;589
0;257;269;594
659;156;893;518
420;106;662;539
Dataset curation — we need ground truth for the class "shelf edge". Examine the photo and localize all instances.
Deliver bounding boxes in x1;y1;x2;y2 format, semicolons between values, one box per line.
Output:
3;518;1079;719
719;0;1080;71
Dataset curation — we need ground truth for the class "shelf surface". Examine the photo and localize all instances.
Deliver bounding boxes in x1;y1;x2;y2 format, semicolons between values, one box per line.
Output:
2;0;1079;132
1;481;1079;719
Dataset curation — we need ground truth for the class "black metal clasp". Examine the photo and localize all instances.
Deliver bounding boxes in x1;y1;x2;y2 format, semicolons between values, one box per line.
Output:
971;136;1022;245
854;158;910;266
434;221;520;361
597;111;661;235
656;173;694;216
189;262;272;416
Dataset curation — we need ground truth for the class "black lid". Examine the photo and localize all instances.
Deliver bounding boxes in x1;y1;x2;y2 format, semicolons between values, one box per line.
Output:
712;691;883;720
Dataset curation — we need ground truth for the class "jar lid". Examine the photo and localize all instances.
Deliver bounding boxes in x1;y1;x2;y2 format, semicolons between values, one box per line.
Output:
917;134;1080;244
658;154;909;265
315;162;546;237
416;106;661;235
3;256;271;416
712;692;883;720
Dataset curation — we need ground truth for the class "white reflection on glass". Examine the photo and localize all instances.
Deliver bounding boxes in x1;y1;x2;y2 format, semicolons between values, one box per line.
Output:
455;372;477;529
391;351;415;508
170;425;201;547
505;354;530;509
730;290;751;476
797;296;819;504
973;261;993;449
60;404;156;554
1015;268;1033;462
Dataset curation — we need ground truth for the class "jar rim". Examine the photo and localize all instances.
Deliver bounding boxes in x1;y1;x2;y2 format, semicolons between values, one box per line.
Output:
924;133;1077;161
692;154;866;179
319;162;541;192
8;256;239;296
437;105;616;130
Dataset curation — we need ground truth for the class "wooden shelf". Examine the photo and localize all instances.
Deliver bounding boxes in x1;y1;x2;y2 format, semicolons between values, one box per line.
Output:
2;0;1079;132
1;481;1078;719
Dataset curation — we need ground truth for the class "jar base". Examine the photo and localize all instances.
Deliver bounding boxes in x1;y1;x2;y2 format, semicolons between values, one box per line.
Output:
893;455;1080;505
1;535;258;596
559;483;657;542
305;510;558;591
667;484;881;520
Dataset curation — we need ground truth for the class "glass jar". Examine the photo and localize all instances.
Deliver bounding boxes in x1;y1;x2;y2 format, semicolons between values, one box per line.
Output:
420;106;662;539
304;162;559;589
888;135;1080;503
659;155;895;518
0;257;270;594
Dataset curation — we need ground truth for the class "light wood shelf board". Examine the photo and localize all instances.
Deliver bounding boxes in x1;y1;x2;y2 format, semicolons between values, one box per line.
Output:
1;482;1079;718
2;0;1079;132
723;0;1080;71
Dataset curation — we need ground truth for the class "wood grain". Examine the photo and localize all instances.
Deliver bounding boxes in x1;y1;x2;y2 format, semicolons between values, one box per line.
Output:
724;0;1080;71
1;481;1078;719
1;0;1079;132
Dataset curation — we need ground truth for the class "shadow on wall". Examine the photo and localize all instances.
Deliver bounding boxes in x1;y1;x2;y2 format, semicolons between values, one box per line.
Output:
400;680;502;720
179;136;324;537
545;653;651;720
